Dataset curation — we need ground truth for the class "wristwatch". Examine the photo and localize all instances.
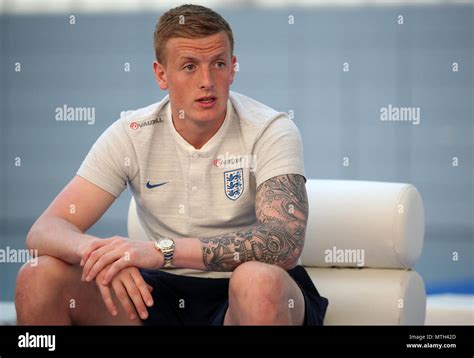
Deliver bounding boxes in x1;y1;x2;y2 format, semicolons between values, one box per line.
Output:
154;238;175;268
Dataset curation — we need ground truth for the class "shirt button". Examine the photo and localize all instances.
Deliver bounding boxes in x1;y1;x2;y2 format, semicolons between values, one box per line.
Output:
192;153;199;159
191;186;198;192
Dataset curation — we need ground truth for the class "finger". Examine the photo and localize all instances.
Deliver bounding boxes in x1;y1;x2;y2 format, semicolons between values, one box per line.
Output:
82;243;118;281
82;244;110;279
122;273;149;320
102;257;131;285
80;238;115;267
130;269;154;308
147;284;153;292
80;242;102;267
97;282;118;317
86;250;124;282
112;280;137;321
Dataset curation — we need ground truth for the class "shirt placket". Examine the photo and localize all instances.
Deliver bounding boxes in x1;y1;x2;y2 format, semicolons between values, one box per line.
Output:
188;151;204;219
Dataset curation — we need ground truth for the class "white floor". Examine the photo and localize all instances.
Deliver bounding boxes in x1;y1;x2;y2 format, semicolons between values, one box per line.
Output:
425;294;474;325
0;302;16;325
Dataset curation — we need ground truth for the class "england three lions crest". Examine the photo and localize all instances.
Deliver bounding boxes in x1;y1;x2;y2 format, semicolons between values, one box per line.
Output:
224;168;244;200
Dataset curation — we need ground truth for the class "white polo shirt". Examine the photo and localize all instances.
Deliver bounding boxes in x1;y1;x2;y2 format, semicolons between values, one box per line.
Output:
77;91;305;275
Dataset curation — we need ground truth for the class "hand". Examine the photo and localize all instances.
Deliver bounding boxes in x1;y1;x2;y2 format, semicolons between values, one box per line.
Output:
77;236;116;264
95;265;154;321
81;236;163;285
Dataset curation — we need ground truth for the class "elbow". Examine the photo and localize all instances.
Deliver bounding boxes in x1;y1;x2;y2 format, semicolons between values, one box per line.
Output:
255;221;306;270
281;232;306;270
280;253;301;271
26;225;36;250
277;238;305;271
26;219;43;250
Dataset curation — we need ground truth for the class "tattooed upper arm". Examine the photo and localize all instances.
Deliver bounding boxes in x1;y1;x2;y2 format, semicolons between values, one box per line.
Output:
199;174;308;271
254;174;309;267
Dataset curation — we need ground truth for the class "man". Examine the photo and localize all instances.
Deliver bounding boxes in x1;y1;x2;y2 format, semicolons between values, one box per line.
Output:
15;4;328;325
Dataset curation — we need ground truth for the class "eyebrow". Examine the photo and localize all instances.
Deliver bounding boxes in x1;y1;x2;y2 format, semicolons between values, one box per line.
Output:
178;52;227;63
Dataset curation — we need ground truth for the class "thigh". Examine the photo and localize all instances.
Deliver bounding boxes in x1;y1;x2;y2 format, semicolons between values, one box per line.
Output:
65;263;142;325
287;266;329;326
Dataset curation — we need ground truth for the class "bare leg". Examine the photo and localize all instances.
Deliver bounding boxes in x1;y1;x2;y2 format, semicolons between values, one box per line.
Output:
15;255;142;325
224;261;305;325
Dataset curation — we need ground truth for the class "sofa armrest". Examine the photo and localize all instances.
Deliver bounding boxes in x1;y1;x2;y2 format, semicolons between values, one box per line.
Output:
305;267;426;325
302;180;425;269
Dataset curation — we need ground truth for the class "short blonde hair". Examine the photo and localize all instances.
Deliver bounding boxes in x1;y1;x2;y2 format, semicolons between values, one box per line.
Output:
154;4;234;64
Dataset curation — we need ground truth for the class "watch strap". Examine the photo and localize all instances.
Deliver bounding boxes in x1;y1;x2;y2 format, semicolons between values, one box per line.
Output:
154;239;175;268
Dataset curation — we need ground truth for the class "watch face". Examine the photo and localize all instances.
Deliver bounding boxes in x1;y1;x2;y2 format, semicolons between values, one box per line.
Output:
159;239;173;248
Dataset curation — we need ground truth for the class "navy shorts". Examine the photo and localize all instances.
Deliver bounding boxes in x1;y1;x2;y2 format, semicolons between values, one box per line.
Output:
139;265;328;326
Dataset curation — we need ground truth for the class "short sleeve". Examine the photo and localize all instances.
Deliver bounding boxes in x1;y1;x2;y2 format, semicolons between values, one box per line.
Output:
76;119;136;198
253;114;306;188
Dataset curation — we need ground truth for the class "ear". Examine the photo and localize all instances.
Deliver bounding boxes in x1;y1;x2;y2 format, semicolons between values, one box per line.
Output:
229;55;237;85
153;61;168;90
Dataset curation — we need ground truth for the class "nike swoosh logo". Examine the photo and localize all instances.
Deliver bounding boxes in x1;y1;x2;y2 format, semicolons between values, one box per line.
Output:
146;181;169;189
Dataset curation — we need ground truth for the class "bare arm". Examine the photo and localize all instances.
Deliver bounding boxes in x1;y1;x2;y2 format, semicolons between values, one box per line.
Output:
26;175;116;264
173;174;308;271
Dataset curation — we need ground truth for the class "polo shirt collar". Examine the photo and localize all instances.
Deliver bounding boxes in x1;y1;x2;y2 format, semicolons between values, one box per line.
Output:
164;96;234;157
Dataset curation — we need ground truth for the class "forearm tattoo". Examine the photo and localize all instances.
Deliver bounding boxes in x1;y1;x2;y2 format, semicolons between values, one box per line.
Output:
199;174;308;271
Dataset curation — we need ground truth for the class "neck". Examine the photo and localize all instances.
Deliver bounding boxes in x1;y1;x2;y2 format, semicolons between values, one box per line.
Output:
171;110;226;150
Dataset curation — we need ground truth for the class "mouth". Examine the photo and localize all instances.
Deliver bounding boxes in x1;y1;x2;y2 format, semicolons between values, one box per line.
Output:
196;95;217;106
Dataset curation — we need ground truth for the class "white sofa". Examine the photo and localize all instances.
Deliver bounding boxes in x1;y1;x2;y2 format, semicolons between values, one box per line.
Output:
128;179;426;325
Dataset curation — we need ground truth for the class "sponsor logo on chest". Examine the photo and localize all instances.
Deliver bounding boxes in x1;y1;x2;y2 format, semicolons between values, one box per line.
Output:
130;117;163;130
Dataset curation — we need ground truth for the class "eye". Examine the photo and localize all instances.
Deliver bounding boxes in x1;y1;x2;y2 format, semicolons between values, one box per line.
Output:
184;64;196;72
215;62;226;68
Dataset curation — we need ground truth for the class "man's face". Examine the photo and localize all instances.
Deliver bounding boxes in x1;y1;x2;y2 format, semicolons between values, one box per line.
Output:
153;32;236;125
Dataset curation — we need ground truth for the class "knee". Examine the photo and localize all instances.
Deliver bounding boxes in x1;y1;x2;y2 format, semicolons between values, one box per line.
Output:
16;255;67;288
15;255;69;308
229;262;288;321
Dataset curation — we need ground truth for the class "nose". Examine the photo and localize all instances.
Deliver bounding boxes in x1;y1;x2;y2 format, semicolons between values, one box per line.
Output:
199;67;214;90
